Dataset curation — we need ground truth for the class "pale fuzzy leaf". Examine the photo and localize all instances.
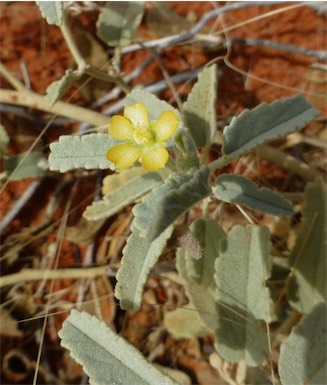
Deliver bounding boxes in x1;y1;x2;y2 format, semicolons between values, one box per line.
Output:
213;174;294;217
4;152;48;180
183;64;217;147
84;168;170;221
214;225;273;366
164;305;211;339
49;134;120;172
175;219;225;331
222;95;321;159
279;302;327;385
36;1;64;26
115;223;174;310
59;310;178;385
0;124;9;156
133;172;190;237
133;166;211;241
96;2;145;47
287;180;327;313
45;69;78;106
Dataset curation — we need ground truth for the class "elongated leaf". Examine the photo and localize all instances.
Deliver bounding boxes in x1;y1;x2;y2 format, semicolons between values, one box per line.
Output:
115;223;174;310
36;1;63;26
287;180;327;313
213;174;293;217
59;310;178;385
49;134;120;172
84;168;170;221
183;64;217;147
133;172;190;237
96;2;145;47
222;95;321;159
5;152;48;180
279;302;326;385
133;166;211;241
0;124;9;156
214;225;273;366
45;69;78;106
176;219;225;331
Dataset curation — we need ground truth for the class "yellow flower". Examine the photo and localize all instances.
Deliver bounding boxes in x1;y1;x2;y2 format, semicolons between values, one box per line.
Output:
106;102;179;172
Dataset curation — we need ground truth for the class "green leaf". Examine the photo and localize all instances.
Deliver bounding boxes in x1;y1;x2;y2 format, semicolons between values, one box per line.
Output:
222;95;321;159
213;174;294;217
84;168;170;221
183;64;217;147
48;134;120;172
59;310;178;385
287;180;327;313
214;225;273;366
45;69;78;106
0;124;9;156
4;152;48;180
115;223;174;310
176;219;225;331
133;166;212;241
279;302;327;385
133;171;190;237
36;1;64;26
96;1;145;47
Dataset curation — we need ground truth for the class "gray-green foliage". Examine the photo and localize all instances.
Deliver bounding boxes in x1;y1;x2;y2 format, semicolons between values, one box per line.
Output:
279;302;326;385
213;174;294;217
59;310;178;385
287;180;327;313
5;152;48;180
96;1;145;47
0;124;9;156
184;64;217;147
49;134;120;172
45;69;79;106
214;225;273;366
47;61;324;381
36;1;64;26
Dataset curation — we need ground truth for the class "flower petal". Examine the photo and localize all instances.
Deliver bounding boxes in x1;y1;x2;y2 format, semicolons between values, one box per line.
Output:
154;110;179;142
124;102;150;129
106;144;141;169
109;116;134;141
141;146;169;172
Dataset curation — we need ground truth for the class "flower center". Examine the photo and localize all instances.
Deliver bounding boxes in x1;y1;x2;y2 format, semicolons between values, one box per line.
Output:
133;126;153;145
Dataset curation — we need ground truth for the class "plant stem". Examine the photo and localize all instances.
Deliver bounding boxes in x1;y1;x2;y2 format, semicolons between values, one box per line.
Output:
0;89;110;126
0;61;26;91
0;266;115;289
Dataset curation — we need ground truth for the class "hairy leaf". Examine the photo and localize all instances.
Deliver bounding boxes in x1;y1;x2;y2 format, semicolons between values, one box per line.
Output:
5;152;48;180
222;95;321;159
49;134;120;172
36;1;64;26
59;310;178;385
45;69;78;106
287;180;327;313
96;2;145;47
176;219;225;331
115;223;174;310
213;174;294;216
133;166;211;241
84;168;170;221
214;225;273;366
183;64;217;147
279;302;326;385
